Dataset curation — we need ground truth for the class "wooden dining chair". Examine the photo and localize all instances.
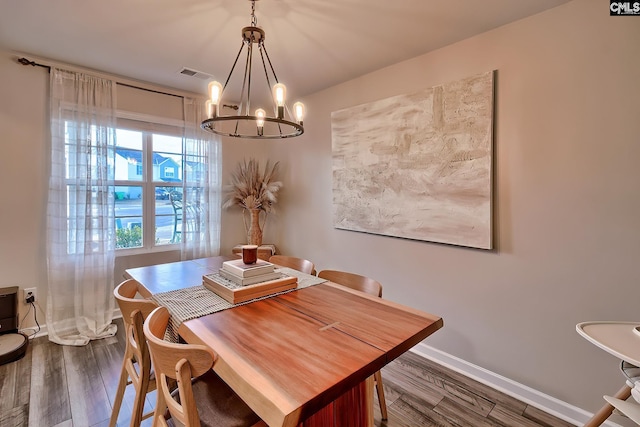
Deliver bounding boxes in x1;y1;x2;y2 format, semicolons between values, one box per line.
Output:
110;279;159;427
143;306;267;427
269;254;317;275
317;269;388;420
169;191;183;243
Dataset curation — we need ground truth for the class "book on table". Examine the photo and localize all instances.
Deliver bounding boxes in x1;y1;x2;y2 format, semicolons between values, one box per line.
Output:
203;272;298;304
218;269;282;286
221;258;275;278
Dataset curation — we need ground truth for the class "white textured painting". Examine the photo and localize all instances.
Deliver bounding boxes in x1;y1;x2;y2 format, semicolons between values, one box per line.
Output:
331;71;494;249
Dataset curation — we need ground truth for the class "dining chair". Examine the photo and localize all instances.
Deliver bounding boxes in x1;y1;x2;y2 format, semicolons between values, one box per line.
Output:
110;279;159;427
169;191;183;243
143;306;267;427
268;254;317;275
316;269;388;420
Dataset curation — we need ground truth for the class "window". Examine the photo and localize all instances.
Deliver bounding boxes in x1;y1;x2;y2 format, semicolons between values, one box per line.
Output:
62;103;219;255
115;124;186;249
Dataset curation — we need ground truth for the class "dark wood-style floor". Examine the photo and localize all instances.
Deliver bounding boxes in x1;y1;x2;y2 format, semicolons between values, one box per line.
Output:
0;319;575;427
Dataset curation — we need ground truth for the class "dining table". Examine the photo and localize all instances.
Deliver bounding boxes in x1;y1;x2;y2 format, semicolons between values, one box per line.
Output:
125;256;444;427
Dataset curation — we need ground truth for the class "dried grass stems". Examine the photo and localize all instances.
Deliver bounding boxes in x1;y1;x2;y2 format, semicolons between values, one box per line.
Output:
222;159;283;213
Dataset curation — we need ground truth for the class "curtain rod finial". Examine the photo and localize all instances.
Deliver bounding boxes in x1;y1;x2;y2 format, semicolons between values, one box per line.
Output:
17;57;50;71
18;57;36;66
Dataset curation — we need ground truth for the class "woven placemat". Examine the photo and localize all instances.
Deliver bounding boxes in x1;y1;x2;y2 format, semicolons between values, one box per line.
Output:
152;267;326;342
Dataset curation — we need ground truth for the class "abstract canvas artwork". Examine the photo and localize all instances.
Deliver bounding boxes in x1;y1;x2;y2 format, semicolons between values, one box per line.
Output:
331;71;494;249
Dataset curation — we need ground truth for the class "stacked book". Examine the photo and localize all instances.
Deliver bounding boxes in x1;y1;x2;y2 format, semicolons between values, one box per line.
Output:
219;258;282;285
203;258;297;304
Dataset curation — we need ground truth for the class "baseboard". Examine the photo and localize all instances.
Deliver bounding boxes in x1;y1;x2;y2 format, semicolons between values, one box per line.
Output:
412;343;624;427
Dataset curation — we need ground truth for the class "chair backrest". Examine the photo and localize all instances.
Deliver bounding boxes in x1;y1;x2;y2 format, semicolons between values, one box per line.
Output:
269;255;316;275
114;279;159;326
170;192;183;218
183;203;205;233
114;279;159;370
317;270;383;298
144;306;216;427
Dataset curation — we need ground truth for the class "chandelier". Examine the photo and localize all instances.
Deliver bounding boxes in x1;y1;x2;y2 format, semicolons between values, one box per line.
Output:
201;0;305;139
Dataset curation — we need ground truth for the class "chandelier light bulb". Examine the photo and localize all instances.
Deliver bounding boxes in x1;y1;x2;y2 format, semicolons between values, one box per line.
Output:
256;108;266;136
273;83;286;106
293;102;305;124
205;100;213;119
207;81;223;118
255;108;266;126
208;81;223;105
256;108;267;136
273;83;286;119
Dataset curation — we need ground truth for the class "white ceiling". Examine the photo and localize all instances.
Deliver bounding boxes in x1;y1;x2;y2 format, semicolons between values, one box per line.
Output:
0;0;571;101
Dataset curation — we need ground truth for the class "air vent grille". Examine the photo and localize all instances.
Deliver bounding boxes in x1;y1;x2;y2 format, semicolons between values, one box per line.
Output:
179;67;213;80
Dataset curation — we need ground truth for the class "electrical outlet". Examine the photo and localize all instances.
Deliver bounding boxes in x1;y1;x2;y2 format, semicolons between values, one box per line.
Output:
23;287;37;304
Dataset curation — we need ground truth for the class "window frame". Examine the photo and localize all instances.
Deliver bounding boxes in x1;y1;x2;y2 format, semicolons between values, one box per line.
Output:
114;113;186;254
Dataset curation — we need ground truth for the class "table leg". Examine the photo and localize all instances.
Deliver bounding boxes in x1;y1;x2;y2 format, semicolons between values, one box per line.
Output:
584;384;632;427
365;376;374;426
300;377;374;426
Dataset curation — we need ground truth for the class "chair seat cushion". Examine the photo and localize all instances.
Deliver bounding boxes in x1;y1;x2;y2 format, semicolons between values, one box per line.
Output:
170;369;261;427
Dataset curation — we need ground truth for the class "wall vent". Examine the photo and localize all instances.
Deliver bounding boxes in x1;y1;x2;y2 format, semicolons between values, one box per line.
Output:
178;67;213;80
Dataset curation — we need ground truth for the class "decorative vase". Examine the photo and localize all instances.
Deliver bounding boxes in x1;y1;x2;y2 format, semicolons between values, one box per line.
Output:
244;208;264;246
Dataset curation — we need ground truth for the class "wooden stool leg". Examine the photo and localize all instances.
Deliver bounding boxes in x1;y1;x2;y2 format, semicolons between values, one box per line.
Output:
109;361;130;427
584;384;632;427
130;377;147;427
374;370;388;421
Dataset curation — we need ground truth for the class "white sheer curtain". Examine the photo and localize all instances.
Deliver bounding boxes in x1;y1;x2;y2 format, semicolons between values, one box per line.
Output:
47;68;117;345
180;97;221;260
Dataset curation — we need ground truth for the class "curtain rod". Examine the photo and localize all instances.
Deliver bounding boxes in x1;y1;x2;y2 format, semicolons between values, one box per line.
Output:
116;82;183;99
17;56;184;99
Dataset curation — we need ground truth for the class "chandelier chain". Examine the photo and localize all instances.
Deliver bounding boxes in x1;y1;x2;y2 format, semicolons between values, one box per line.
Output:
250;1;257;27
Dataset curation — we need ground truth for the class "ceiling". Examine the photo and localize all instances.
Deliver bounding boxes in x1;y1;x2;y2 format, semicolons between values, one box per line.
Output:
0;0;571;101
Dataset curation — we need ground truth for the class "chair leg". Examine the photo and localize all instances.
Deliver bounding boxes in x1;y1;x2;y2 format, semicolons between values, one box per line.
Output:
374;370;388;421
152;389;170;427
584;383;632;427
109;361;130;427
129;375;149;427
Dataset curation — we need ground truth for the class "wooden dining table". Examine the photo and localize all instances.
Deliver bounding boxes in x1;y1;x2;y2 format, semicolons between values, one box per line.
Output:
125;256;443;427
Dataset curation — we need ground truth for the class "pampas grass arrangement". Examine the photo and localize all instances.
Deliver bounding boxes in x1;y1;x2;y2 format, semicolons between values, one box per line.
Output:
222;158;283;213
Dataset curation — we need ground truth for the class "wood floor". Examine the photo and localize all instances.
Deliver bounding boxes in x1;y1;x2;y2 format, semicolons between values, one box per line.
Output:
1;319;575;427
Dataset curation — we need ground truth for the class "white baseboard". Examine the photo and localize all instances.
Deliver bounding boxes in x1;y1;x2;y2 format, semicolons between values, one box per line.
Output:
411;343;624;427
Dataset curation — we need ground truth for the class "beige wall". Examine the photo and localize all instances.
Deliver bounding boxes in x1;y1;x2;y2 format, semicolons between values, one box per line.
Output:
2;0;639;420
265;0;640;418
0;50;49;331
